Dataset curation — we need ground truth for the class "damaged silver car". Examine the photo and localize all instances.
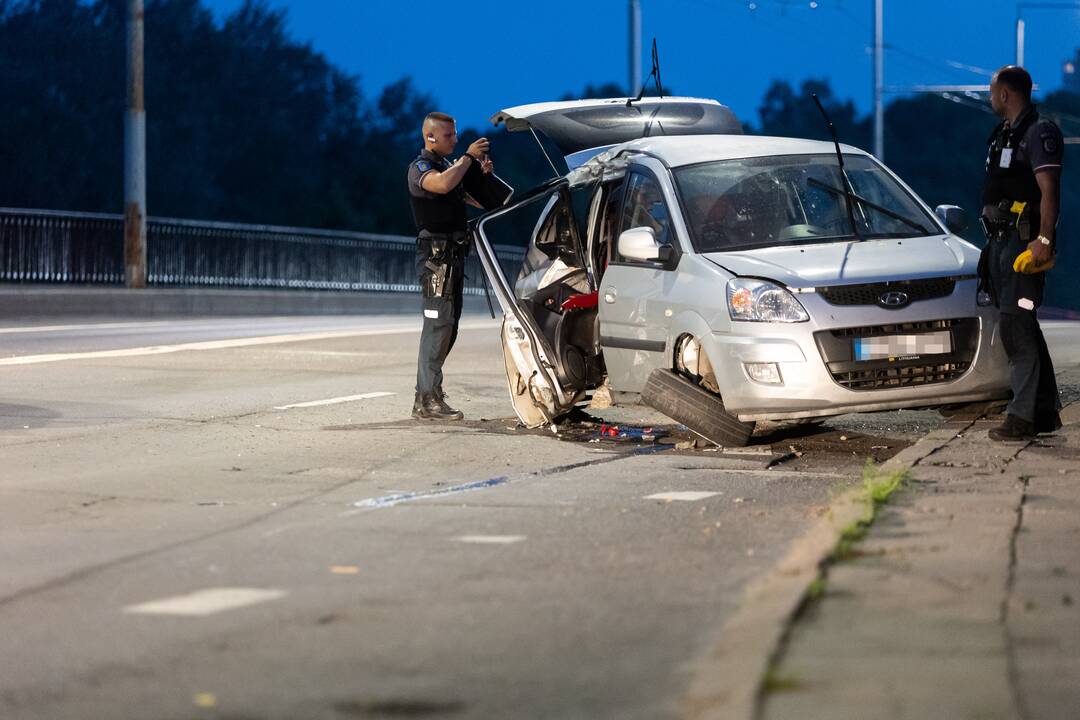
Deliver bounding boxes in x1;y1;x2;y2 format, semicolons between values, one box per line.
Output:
473;97;1010;446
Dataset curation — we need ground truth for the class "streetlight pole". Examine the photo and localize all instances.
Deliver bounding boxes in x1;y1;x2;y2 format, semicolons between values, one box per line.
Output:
629;0;641;96
873;0;884;161
124;0;146;289
1016;2;1080;69
1016;14;1025;66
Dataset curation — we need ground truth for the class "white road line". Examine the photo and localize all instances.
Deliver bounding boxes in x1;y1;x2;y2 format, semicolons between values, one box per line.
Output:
455;535;527;544
273;350;379;357
274;391;395;410
0;321;496;366
0;320;179;334
645;491;721;502
123;587;286;617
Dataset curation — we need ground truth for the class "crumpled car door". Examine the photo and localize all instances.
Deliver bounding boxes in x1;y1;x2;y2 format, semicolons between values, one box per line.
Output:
472;180;588;427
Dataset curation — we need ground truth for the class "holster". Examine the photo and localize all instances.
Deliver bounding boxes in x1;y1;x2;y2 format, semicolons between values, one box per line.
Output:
422;258;450;298
418;231;465;299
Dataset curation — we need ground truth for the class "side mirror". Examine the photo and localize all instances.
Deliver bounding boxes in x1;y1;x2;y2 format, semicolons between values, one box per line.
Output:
935;205;968;235
618;226;663;261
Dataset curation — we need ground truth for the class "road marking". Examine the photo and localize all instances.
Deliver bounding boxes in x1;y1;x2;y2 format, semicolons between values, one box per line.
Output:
0;320;178;334
275;392;395;410
456;535;526;544
351;476;511;510
123;587;286;617
275;350;379;357
345;445;671;515
0;321;495;366
645;491;721;502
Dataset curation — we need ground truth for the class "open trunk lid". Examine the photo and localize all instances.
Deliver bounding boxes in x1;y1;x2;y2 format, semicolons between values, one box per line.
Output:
490;97;742;168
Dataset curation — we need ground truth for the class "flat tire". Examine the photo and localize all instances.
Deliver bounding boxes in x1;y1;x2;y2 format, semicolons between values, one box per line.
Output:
642;369;755;448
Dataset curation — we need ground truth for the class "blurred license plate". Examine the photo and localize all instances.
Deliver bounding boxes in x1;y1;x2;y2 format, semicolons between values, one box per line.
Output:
854;331;952;361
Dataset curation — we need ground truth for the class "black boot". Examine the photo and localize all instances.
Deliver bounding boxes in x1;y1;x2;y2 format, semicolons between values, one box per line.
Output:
416;393;463;421
1035;412;1063;435
411;392;424;420
989;414;1036;441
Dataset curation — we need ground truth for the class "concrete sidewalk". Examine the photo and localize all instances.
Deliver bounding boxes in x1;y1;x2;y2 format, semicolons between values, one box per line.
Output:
760;402;1080;719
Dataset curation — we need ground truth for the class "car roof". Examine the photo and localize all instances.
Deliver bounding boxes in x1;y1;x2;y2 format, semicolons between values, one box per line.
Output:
611;135;869;168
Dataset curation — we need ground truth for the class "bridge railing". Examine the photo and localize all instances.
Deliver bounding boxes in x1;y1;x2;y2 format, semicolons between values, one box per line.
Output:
0;208;524;296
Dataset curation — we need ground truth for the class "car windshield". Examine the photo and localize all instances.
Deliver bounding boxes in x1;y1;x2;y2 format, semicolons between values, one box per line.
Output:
673;154;939;252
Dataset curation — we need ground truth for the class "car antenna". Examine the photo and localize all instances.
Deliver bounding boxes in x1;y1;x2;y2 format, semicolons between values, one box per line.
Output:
627;38;664;107
810;93;861;241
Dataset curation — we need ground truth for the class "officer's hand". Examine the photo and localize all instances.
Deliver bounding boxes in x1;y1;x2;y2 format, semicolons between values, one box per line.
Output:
467;138;490;159
481;158;494;174
1027;238;1053;265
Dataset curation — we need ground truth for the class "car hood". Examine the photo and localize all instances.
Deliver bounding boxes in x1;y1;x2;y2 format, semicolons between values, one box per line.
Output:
702;235;979;287
490;97;742;164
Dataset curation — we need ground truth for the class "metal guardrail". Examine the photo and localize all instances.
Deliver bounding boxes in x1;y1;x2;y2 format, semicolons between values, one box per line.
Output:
0;207;525;296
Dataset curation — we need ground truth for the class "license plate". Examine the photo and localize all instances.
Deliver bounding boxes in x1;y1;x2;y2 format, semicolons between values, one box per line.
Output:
854;331;952;361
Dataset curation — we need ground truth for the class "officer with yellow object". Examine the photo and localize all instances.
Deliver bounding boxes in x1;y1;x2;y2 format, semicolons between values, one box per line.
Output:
979;66;1064;440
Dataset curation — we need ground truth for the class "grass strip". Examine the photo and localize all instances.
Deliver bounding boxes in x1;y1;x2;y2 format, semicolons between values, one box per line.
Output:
761;460;910;698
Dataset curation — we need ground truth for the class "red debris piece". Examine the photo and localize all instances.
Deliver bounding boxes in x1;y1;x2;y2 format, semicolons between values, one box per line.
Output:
560;292;599;312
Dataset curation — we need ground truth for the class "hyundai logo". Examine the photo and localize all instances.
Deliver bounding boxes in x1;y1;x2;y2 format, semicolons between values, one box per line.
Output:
878;291;910;309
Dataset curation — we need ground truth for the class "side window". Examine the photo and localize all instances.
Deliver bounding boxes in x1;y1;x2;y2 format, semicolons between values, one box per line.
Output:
618;172;672;261
598;180;625;269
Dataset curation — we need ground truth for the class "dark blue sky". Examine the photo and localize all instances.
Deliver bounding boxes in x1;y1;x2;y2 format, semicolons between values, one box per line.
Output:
205;0;1079;135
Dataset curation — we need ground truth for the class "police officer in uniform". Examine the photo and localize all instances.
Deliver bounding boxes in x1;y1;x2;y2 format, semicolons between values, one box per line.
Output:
407;111;493;420
980;66;1064;440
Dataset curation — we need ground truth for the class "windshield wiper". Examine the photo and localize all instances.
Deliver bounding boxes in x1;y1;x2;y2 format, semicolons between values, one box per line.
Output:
810;94;861;241
807;177;932;236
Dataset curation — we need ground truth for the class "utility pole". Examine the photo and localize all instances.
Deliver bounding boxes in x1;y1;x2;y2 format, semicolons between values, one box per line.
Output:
629;0;641;95
1015;14;1025;65
1016;3;1080;69
872;0;884;161
124;0;147;288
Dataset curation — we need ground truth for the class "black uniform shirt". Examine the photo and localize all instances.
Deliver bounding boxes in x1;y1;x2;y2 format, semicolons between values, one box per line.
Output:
407;149;448;197
1010;106;1065;175
407;149;467;234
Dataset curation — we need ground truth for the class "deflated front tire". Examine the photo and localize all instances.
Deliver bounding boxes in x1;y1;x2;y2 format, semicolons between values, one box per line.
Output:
641;369;756;447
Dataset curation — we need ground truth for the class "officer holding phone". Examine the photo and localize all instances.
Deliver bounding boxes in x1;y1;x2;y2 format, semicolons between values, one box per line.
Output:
407;111;493;420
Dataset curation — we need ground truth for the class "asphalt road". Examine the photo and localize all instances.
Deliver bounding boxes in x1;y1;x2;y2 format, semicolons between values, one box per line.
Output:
1;315;1077;720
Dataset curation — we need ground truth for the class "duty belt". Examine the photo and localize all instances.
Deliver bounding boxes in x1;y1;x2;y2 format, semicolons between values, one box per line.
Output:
418;229;467;243
981;199;1032;240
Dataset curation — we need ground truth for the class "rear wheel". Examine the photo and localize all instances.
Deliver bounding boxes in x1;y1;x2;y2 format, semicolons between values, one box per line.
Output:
642;368;755;447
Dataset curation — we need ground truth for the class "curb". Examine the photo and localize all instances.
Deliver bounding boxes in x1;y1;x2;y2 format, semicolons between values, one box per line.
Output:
680;423;971;720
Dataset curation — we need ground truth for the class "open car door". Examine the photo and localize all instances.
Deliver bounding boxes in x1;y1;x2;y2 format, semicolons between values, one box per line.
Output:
472;179;594;427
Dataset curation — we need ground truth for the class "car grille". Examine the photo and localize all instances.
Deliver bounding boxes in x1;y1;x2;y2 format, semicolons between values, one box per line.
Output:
831;361;972;391
817;277;958;307
814;318;979;392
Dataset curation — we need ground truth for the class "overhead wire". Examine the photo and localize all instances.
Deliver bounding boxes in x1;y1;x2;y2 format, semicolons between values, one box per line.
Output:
664;0;1080;134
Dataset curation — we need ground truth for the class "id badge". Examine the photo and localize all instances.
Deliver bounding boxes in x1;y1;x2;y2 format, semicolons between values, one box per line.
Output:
999;148;1013;168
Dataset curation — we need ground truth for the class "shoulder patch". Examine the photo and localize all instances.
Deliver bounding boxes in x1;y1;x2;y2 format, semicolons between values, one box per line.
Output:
1042;135;1060;155
416;160;432;173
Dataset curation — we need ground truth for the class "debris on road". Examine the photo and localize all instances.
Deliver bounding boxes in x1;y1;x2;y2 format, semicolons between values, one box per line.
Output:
330;566;360;575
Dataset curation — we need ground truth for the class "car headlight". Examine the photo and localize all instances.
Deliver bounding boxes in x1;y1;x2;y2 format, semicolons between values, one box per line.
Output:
727;278;809;323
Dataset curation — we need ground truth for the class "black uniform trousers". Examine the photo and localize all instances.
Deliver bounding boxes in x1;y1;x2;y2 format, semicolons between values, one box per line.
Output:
987;228;1061;423
415;236;466;398
998;311;1060;423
